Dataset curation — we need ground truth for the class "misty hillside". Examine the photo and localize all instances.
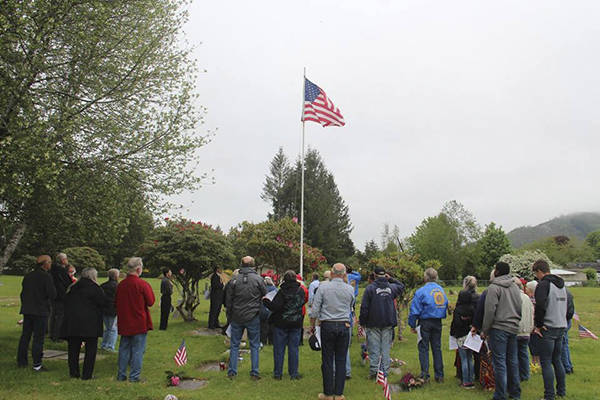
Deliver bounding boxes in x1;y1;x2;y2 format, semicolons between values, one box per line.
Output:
508;212;600;248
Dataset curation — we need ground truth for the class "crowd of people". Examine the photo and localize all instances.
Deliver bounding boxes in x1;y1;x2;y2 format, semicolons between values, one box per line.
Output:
16;252;577;400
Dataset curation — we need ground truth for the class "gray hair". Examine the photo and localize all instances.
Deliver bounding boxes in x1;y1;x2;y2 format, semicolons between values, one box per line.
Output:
127;257;143;272
81;267;98;282
264;276;274;286
57;253;68;262
107;268;120;280
332;263;346;277
489;269;496;281
323;270;331;281
525;280;538;294
424;267;438;282
463;275;477;290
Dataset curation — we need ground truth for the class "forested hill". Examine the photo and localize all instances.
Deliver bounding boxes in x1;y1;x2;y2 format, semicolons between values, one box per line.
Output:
508;212;600;248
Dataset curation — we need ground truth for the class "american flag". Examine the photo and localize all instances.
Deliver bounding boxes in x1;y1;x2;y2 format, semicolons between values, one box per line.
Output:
174;339;188;366
376;367;391;400
578;324;598;340
302;78;345;127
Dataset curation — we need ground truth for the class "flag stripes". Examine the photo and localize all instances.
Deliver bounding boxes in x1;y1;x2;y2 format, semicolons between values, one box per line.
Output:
174;339;188;366
578;324;598;340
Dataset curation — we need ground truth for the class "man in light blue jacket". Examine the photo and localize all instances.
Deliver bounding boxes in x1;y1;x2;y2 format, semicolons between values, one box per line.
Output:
408;267;448;382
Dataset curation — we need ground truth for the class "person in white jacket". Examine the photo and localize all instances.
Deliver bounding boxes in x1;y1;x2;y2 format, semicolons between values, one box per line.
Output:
513;278;534;381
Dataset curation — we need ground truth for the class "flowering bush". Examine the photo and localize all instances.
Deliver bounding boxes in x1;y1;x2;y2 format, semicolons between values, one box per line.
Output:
499;250;560;280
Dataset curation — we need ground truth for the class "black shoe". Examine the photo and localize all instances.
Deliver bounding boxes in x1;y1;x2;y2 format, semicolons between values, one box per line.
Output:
345;375;352;380
250;375;261;381
290;374;303;380
273;375;282;380
434;377;444;383
228;373;236;380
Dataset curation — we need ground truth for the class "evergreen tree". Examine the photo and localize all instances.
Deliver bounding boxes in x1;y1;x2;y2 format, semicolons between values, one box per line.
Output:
261;147;291;220
261;148;354;261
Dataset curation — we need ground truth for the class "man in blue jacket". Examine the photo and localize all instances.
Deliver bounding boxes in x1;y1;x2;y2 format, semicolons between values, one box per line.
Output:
359;267;404;379
408;267;448;382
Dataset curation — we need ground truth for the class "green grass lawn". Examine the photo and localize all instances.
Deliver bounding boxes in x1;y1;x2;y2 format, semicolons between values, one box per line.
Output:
1;275;599;400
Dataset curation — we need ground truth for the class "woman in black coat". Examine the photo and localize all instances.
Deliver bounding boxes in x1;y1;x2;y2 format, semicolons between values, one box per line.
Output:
61;267;108;379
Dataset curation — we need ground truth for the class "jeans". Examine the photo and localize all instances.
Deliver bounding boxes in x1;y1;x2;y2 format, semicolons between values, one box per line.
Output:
366;327;394;377
321;321;350;396
417;319;443;380
228;315;261;377
538;327;566;400
458;347;474;384
489;328;521;400
68;336;98;379
117;333;147;382
17;315;48;367
272;326;301;378
561;320;573;372
517;336;530;381
101;315;117;350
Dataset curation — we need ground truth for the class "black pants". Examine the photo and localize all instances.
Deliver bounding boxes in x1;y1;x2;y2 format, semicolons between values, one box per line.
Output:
160;295;171;330
49;300;64;341
208;297;222;329
320;321;350;396
68;336;98;379
17;314;48;367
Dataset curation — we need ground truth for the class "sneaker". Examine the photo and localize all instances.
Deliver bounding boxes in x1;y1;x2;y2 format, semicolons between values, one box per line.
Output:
290;374;303;380
33;365;48;372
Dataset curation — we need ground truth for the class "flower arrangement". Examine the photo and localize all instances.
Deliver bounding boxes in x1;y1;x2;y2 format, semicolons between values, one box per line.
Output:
400;372;426;391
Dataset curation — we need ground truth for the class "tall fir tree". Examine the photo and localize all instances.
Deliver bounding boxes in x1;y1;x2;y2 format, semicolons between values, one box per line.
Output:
261;148;354;261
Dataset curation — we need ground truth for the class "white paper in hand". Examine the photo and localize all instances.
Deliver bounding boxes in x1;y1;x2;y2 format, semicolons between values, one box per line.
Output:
315;326;322;347
416;326;422;344
449;335;458;350
264;290;277;301
225;324;232;338
464;333;484;353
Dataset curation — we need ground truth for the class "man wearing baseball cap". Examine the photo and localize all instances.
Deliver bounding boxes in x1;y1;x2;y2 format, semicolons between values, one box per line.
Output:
359;267;404;379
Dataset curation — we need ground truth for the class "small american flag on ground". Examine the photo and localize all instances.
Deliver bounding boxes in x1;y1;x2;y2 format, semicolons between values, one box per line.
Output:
174;339;188;366
578;324;598;340
376;366;391;400
302;78;345;127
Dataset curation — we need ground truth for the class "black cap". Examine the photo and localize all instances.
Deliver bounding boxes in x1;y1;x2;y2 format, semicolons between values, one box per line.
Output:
374;267;386;276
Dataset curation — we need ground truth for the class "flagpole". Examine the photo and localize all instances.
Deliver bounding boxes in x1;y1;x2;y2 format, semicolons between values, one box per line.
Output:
300;67;306;279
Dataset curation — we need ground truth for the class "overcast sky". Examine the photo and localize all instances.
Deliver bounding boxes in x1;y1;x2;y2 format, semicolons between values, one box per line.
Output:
170;0;600;250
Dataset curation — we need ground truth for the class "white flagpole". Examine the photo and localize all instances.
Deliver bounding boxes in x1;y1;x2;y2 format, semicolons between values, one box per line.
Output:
300;67;306;279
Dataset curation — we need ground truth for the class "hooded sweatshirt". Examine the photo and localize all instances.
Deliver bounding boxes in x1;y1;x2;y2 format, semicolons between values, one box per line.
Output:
482;274;522;335
450;289;478;338
534;274;574;329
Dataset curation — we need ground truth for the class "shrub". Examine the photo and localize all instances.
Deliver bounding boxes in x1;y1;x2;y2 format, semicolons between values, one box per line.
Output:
499;250;560;280
4;255;37;275
583;267;598;281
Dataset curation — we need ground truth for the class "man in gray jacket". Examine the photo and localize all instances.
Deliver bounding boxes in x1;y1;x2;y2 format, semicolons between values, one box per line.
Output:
532;259;574;400
225;256;267;380
482;261;522;400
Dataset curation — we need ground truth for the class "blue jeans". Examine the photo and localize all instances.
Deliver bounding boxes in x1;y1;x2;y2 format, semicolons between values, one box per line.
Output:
538;327;566;400
320;321;350;396
272;326;301;378
458;347;474;384
561;320;573;372
101;315;118;350
366;327;394;377
417;319;443;380
489;328;520;400
517;336;530;381
117;333;147;382
228;315;261;377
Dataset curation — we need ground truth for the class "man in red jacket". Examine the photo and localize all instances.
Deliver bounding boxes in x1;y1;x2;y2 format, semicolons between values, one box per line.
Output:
115;257;155;382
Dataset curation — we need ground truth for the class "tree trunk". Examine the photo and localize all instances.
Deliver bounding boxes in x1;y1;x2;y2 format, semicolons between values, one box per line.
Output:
176;290;197;322
0;223;26;273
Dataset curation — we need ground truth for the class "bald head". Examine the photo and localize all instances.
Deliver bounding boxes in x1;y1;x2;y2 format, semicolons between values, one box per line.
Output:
331;263;346;277
241;256;255;268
